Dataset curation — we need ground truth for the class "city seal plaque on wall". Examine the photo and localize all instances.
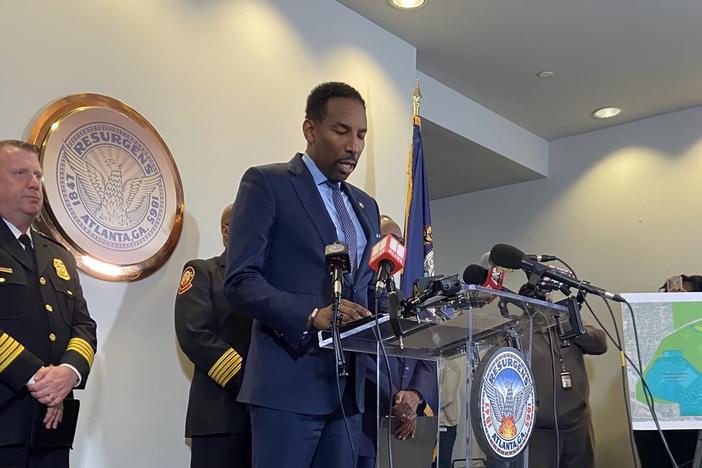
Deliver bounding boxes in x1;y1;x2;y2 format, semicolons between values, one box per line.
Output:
470;346;535;462
27;93;184;281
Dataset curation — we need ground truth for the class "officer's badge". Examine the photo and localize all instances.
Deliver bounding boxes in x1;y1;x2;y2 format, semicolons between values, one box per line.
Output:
178;266;195;295
53;259;71;280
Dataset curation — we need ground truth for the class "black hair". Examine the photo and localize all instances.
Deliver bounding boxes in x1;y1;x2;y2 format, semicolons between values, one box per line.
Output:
659;274;702;292
682;275;702;292
305;82;365;122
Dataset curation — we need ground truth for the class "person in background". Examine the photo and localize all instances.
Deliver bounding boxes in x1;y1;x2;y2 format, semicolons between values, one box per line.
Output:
486;283;607;468
437;355;466;468
175;203;252;468
0;139;97;468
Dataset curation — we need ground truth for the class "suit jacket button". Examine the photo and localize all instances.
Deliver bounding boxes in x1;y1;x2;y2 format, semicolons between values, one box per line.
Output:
39;277;46;286
45;304;53;312
49;333;56;342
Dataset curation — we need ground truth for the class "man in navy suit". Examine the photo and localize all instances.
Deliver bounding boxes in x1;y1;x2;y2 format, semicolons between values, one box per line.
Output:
225;82;381;468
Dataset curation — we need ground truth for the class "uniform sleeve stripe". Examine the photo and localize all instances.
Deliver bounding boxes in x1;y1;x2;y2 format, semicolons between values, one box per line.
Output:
66;338;95;367
220;361;242;387
0;333;10;349
207;349;235;379
0;341;25;374
208;348;243;386
213;357;240;383
0;333;20;357
67;338;94;362
212;354;243;384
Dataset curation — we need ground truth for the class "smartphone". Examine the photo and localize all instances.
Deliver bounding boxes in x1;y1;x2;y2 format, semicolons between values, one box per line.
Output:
666;275;683;292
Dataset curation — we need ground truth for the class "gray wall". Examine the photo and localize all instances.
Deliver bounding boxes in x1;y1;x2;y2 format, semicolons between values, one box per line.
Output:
432;105;702;467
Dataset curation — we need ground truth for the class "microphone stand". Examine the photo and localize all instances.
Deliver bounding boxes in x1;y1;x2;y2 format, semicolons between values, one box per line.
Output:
331;266;348;377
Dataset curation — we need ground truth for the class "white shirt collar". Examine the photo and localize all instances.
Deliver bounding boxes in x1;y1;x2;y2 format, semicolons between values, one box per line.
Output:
2;217;33;247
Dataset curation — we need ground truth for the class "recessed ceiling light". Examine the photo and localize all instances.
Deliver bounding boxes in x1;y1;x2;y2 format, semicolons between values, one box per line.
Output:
537;70;555;79
592;107;622;119
389;0;427;11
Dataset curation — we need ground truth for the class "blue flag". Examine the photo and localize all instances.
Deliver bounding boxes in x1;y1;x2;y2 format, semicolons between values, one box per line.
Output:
400;115;434;296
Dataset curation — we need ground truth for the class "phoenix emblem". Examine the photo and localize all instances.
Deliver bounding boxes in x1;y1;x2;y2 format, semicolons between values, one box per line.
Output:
484;379;532;440
64;146;162;229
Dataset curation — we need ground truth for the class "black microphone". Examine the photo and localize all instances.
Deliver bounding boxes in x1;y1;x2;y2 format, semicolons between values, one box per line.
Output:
402;274;462;313
489;243;625;302
325;242;350;298
525;254;557;262
463;264;489;285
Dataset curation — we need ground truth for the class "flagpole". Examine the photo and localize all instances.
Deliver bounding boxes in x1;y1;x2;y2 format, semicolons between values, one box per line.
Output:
413;79;422;117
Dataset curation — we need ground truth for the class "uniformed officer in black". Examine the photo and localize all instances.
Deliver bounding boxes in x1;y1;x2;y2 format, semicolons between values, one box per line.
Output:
175;203;253;468
0;139;97;468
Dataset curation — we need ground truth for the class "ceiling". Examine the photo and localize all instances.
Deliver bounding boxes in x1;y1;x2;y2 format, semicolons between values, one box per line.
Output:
422;118;544;199
338;0;702;141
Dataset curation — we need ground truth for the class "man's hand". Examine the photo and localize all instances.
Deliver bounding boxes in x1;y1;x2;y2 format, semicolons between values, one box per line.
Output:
393;417;416;440
393;390;421;422
43;401;64;429
312;299;371;330
391;390;422;440
27;365;78;407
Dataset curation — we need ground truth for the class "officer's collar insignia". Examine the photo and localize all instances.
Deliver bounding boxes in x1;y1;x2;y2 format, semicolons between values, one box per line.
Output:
178;266;195;295
53;259;71;280
0;267;12;274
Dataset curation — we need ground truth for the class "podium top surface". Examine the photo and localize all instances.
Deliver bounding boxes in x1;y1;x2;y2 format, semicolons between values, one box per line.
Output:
319;284;568;360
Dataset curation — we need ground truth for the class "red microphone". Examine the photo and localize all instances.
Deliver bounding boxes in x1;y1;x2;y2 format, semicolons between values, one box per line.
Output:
462;264;505;303
484;266;505;290
369;234;406;296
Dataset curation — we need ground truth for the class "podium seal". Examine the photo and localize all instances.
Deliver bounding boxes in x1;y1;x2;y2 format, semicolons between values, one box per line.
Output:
471;346;535;462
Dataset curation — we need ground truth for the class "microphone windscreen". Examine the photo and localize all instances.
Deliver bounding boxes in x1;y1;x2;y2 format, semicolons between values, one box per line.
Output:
490;244;525;270
463;264;488;285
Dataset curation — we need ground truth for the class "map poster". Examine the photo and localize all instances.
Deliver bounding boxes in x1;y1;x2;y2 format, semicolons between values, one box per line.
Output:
621;293;702;430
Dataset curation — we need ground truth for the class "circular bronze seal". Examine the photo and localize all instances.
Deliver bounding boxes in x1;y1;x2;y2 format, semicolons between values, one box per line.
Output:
27;94;184;281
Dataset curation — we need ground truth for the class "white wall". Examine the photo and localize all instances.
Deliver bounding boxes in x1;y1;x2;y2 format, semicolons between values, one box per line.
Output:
418;71;550;176
431;105;702;467
1;1;416;466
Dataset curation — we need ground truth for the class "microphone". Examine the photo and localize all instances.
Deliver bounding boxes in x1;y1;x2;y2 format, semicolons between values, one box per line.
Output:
479;251;492;268
369;234;406;296
526;254;557;262
462;264;505;291
325;242;350;298
489;243;625;302
401;274;462;314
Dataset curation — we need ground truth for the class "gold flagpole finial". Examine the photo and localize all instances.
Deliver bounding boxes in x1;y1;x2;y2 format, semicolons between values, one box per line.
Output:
412;79;422;117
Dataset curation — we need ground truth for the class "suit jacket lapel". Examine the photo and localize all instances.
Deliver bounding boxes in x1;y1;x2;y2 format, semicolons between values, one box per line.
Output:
0;219;35;272
287;154;337;247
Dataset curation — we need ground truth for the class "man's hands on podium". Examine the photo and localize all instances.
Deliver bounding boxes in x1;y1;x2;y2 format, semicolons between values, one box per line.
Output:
392;390;422;440
27;365;78;408
312;299;371;330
